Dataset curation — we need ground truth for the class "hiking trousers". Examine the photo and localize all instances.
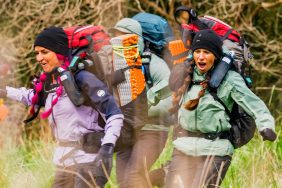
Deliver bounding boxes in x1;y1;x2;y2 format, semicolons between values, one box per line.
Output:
165;125;232;188
116;130;168;188
165;149;232;188
52;162;107;188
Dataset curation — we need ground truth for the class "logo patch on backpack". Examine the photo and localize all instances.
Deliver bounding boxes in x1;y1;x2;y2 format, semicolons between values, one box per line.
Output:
97;90;105;97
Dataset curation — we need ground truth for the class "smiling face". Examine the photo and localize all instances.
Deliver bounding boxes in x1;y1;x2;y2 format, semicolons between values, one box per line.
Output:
34;46;62;73
193;48;216;74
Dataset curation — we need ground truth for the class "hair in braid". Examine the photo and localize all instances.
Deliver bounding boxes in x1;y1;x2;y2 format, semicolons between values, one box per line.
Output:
170;60;213;113
30;54;70;119
170;60;195;113
183;74;210;110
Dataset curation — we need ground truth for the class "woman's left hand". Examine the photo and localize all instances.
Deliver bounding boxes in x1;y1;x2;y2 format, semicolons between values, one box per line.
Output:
260;128;277;141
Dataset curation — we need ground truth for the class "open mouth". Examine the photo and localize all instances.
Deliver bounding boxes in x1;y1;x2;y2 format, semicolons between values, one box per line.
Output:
198;62;206;69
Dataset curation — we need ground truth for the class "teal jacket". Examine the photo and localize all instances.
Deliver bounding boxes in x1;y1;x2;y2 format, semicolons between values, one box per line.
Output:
142;53;172;131
174;68;275;156
136;37;172;131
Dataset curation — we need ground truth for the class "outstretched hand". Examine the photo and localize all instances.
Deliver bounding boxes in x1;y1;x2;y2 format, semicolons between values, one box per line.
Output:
260;128;277;142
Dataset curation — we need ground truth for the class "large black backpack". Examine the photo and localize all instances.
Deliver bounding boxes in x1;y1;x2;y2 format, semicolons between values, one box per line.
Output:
209;89;256;149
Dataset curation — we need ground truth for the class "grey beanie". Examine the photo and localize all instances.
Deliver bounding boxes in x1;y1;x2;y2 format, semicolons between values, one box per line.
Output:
109;18;143;37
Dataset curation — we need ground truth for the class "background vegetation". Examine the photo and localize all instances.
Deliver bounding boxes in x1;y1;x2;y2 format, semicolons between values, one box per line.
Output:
0;0;281;187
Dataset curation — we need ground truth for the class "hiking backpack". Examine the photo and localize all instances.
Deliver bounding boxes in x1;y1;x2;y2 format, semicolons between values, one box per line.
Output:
132;12;178;88
174;6;254;89
63;25;146;107
132;12;174;53
62;25;148;150
172;7;256;148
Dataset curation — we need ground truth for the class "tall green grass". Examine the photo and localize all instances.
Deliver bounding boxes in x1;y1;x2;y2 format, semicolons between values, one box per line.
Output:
0;126;281;188
0;138;55;188
222;131;282;188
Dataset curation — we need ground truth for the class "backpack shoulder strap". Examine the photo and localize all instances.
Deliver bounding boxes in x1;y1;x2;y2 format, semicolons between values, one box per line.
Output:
221;29;233;41
191;18;210;30
141;41;153;88
209;89;231;117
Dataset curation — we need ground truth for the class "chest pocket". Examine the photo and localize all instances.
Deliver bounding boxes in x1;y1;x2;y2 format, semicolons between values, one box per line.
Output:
196;94;231;133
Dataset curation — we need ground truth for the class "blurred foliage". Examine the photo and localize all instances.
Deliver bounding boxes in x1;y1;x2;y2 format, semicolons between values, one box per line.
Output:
0;0;126;86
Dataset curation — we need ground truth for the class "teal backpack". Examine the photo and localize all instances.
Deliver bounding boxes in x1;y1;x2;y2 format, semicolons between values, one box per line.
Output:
132;12;175;88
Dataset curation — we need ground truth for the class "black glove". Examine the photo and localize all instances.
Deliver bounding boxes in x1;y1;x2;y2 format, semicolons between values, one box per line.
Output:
260;128;277;141
94;144;114;176
0;89;7;98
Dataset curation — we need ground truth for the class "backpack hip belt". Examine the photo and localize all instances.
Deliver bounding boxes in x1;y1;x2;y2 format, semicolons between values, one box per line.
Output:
174;124;228;141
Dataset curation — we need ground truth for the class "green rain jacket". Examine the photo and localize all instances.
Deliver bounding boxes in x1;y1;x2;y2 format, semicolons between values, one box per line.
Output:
143;53;172;131
174;67;275;156
135;36;172;131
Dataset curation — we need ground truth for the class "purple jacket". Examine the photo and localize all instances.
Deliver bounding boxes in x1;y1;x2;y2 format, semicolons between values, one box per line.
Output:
6;70;124;167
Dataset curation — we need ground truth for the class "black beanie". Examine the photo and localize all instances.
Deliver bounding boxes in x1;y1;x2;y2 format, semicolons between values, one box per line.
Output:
191;29;223;60
34;26;69;56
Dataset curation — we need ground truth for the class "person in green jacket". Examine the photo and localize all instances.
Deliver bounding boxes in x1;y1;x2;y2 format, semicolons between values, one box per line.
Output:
165;29;277;188
109;18;173;188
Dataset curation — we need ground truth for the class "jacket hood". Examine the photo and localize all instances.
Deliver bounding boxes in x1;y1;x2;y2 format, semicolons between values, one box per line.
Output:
110;18;144;52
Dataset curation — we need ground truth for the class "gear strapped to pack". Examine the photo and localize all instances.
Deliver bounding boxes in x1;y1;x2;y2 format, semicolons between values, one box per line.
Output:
174;6;254;90
62;29;148;151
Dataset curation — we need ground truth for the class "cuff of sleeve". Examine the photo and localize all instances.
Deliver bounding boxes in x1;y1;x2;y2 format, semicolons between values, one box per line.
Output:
257;114;275;132
147;89;158;106
102;114;124;145
101;133;119;145
6;86;23;101
258;127;275;132
147;83;171;107
6;86;33;105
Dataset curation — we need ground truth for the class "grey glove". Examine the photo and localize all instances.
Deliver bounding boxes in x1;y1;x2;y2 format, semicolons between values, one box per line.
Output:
260;128;277;141
0;89;7;98
94;144;114;176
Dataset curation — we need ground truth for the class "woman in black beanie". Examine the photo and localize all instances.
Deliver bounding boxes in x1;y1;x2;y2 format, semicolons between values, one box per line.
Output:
165;29;276;187
0;26;124;188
